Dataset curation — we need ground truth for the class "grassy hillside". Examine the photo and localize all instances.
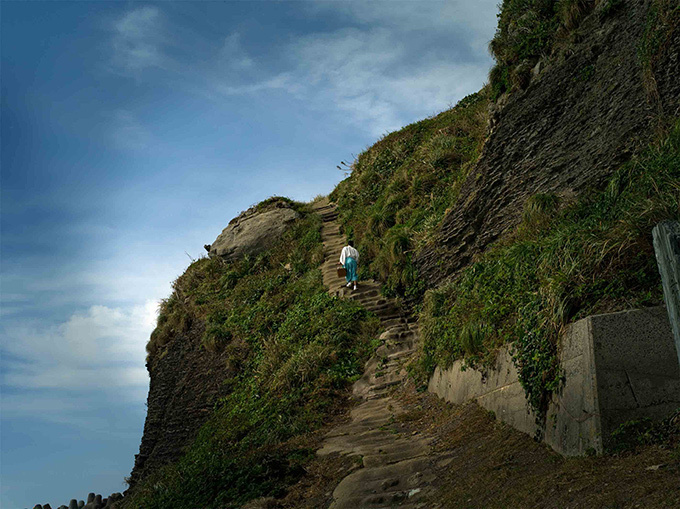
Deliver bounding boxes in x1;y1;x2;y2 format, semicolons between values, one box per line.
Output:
418;120;680;416
330;90;489;300
126;201;380;508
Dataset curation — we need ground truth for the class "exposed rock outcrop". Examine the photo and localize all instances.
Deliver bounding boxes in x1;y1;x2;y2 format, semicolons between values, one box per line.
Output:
416;0;680;288
127;321;234;490
209;201;299;261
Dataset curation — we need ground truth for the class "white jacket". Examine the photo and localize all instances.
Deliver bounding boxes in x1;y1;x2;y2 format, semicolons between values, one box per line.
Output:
339;245;359;265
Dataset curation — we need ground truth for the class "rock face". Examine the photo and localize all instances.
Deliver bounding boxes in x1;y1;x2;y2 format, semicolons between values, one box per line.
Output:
416;0;680;288
127;322;234;490
209;203;299;261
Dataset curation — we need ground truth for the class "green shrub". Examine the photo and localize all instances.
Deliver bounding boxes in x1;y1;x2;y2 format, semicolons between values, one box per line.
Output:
419;119;680;418
609;411;680;453
488;0;603;99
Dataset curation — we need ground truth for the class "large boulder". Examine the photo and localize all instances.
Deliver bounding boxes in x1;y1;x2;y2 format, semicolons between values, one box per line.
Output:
209;201;300;261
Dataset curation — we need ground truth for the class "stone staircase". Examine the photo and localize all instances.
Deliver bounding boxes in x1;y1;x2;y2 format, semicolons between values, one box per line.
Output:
311;199;439;509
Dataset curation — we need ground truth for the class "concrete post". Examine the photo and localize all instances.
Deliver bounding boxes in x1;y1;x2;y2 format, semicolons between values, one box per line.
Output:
652;221;680;366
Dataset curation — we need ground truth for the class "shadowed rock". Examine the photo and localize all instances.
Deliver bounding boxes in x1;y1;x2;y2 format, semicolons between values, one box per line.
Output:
209;201;299;261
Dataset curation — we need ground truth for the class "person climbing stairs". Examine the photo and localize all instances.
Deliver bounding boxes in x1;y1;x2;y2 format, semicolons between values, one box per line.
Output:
311;198;440;509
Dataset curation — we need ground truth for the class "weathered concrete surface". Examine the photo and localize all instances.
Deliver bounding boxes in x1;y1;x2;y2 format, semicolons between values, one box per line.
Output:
653;221;680;366
590;306;680;448
429;307;680;455
209;203;299;261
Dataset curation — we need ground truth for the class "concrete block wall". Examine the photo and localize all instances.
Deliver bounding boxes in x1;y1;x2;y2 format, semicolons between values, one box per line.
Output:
428;306;680;455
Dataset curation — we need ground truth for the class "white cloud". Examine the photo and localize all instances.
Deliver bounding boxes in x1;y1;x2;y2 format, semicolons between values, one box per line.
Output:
111;6;165;73
104;3;497;136
310;1;498;50
208;6;495;135
220;33;254;70
224;26;490;136
2;301;156;393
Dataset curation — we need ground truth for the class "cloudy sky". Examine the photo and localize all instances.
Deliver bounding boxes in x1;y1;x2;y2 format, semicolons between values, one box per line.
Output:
0;1;498;506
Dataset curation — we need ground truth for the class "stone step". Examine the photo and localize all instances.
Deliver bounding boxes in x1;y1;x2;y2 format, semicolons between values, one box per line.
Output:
379;329;417;341
379;318;409;330
386;349;415;362
365;304;400;316
329;457;434;509
314;211;438;509
319;429;403;457
368;378;403;393
368;370;403;387
376;339;414;357
350;295;387;306
366;389;397;400
362;439;433;469
332;487;432;509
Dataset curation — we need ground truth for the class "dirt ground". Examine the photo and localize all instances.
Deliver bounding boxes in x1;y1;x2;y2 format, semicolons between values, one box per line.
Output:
280;382;680;509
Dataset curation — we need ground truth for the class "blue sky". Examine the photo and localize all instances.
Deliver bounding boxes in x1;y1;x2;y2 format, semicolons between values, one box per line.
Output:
0;1;497;507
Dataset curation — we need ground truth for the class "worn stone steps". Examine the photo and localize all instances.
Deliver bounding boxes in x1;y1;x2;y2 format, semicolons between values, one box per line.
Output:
310;198;438;509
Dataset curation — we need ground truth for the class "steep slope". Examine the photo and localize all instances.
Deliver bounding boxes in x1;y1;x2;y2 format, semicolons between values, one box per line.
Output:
314;199;439;508
123;205;382;508
416;0;680;286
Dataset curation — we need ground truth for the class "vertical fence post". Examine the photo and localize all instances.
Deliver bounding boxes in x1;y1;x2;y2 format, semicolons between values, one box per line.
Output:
652;221;680;367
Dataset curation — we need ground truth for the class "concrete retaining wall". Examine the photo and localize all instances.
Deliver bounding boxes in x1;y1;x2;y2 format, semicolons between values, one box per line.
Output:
428;306;680;455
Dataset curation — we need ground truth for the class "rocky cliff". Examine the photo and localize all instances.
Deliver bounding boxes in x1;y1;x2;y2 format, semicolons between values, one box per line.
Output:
417;0;680;287
128;321;234;489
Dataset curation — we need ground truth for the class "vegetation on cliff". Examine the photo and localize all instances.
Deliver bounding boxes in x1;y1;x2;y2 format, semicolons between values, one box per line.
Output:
419;120;680;416
127;203;379;508
488;0;624;99
488;0;678;100
330;90;489;300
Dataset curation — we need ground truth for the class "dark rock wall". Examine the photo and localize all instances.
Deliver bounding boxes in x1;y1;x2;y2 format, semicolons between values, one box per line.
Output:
127;322;232;490
416;0;680;288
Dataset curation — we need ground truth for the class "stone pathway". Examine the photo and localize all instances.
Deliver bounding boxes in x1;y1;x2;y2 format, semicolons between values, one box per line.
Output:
311;199;439;509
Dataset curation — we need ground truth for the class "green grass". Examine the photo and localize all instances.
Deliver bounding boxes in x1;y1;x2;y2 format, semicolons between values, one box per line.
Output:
330;91;489;300
487;0;614;99
489;0;564;99
608;411;680;454
127;202;380;508
418;119;680;418
638;0;680;102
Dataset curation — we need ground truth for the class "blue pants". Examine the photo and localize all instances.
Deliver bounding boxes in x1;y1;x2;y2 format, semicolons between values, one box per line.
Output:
344;257;358;282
